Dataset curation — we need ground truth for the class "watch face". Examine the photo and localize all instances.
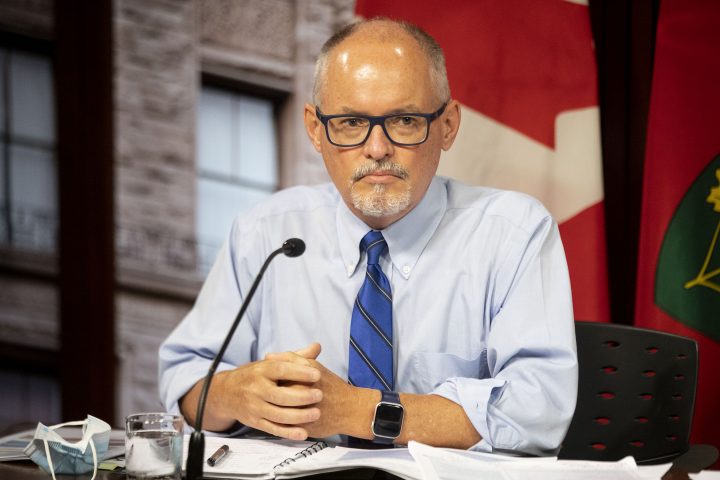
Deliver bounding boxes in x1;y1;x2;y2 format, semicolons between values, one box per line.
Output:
373;402;404;438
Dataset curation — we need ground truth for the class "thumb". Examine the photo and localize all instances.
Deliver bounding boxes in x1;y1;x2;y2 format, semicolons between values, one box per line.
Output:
294;342;321;360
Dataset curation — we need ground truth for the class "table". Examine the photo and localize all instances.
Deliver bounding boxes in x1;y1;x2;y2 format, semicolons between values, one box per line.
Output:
0;461;398;479
0;461;704;480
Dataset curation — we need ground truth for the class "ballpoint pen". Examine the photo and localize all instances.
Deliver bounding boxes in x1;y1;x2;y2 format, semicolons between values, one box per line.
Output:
207;445;230;467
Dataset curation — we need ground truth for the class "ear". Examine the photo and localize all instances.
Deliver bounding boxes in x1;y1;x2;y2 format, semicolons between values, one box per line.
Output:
440;100;461;151
304;103;324;153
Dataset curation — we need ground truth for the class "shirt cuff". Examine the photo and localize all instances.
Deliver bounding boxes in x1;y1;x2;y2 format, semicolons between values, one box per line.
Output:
161;361;240;434
432;377;507;451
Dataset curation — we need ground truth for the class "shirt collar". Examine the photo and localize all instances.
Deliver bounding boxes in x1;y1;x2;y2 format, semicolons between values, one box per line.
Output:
337;176;447;279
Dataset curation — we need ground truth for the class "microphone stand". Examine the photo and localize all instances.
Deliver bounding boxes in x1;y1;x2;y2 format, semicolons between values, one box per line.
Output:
186;239;305;480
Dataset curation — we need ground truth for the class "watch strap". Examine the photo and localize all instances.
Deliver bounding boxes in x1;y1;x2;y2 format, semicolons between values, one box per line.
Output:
380;390;400;405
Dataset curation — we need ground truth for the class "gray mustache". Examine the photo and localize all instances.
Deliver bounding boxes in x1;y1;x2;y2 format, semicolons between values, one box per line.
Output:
351;161;410;182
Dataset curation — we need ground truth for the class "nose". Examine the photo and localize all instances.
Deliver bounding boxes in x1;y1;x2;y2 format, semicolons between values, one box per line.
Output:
362;125;394;161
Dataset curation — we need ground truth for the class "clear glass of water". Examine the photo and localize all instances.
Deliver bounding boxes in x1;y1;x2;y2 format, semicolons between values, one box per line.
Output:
125;412;184;479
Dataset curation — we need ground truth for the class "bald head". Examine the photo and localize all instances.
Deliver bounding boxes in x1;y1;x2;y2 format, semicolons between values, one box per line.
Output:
312;18;451;107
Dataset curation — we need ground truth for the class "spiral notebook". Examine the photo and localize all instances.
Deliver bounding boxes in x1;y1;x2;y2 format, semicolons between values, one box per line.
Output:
184;435;421;480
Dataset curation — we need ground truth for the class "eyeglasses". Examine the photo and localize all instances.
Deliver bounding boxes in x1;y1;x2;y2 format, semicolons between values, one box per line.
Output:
315;103;447;147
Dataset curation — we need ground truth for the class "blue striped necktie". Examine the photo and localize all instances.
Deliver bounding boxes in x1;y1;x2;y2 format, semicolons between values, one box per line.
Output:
348;230;393;391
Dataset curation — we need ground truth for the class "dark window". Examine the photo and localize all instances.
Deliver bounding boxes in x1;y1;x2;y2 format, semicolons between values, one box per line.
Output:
0;45;57;253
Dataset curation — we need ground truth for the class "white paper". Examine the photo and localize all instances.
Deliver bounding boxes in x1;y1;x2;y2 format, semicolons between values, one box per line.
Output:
182;435;318;479
276;445;421;480
690;472;720;480
409;441;650;480
181;436;689;480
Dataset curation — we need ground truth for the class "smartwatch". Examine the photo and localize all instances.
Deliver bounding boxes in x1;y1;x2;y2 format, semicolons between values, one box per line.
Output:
371;391;404;444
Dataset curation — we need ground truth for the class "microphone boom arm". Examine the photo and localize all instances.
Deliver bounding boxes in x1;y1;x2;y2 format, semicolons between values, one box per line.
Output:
186;238;305;480
194;246;284;431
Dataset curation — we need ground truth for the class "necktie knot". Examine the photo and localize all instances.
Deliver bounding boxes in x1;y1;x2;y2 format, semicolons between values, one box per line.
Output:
360;230;387;266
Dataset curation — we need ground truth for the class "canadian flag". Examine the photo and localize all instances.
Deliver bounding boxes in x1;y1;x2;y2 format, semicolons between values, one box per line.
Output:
356;0;610;322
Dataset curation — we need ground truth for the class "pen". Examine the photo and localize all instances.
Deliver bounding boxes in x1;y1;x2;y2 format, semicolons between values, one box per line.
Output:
207;444;229;467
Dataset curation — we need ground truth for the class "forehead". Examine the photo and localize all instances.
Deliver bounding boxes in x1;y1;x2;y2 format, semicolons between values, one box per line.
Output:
320;28;436;112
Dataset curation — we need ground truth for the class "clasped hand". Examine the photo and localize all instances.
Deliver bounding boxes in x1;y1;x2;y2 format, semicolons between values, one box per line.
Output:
211;343;353;440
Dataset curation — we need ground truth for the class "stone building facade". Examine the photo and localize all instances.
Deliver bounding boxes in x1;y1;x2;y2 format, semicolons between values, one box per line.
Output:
0;0;355;428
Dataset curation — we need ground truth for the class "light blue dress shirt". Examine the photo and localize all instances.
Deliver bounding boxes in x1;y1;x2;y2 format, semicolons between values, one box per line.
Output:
159;176;578;455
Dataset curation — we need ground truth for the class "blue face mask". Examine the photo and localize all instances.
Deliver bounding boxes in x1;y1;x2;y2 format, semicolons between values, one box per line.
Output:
23;415;111;480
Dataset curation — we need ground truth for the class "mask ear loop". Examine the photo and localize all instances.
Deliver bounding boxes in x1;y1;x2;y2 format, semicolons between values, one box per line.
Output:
89;438;98;480
42;438;58;480
42;419;99;480
49;419;86;430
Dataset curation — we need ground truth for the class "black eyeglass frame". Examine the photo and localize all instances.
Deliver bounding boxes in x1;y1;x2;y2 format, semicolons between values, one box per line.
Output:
315;103;448;147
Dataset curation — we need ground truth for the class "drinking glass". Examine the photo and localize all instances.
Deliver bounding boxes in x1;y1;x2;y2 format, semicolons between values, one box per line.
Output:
125;413;183;479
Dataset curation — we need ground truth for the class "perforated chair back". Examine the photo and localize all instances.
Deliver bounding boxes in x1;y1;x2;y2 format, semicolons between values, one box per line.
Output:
558;322;698;464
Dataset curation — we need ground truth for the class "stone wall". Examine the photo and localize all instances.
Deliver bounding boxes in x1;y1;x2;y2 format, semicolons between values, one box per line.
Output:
116;292;192;416
114;0;199;282
0;275;58;349
0;0;53;39
113;0;199;423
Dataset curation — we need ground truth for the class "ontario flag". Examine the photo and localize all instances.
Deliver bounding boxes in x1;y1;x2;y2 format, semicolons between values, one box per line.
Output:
635;0;720;453
355;0;609;322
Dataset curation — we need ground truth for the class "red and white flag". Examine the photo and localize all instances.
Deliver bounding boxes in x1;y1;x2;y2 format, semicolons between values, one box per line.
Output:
635;0;720;454
356;0;610;322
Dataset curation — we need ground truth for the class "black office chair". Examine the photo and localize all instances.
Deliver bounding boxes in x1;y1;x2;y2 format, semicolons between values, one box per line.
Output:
559;321;717;469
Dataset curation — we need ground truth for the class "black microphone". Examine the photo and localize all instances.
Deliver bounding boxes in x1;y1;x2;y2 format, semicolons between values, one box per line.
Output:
282;237;306;257
186;238;306;480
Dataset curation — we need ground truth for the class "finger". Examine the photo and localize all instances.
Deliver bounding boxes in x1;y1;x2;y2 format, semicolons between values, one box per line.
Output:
264;361;320;383
265;343;321;361
260;403;321;425
254;418;309;441
264;385;323;407
294;342;321;360
228;392;314;436
264;350;312;365
277;379;314;388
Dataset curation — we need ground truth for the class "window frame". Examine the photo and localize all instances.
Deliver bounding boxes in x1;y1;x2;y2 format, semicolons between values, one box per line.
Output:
0;31;56;255
196;74;287;274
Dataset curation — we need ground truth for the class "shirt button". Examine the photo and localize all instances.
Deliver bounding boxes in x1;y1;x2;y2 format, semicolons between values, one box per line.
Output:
347;264;354;274
402;265;411;274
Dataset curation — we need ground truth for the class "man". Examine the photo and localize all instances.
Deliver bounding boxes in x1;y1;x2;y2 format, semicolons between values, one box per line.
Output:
159;18;577;454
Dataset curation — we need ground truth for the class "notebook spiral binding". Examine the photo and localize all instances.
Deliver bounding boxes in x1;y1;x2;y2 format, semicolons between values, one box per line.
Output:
273;441;328;469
